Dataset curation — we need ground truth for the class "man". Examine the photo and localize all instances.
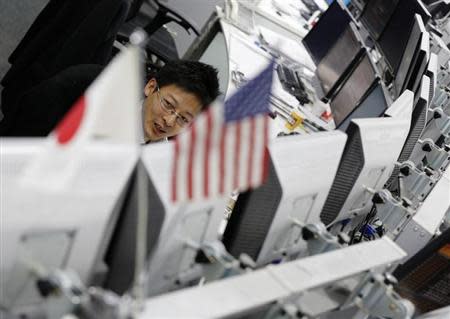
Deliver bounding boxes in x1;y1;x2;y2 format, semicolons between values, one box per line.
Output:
0;60;220;139
141;60;219;143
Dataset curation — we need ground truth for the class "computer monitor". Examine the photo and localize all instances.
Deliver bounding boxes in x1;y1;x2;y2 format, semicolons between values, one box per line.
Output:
0;139;139;311
103;141;229;297
337;82;389;132
302;1;352;65
221;131;347;266
425;0;450;20
393;168;450;261
403;28;430;95
426;53;438;103
386;76;431;192
320;115;413;225
394;14;427;97
183;17;229;95
360;0;400;40
384;89;415;119
377;0;431;73
393;228;450;314
329;54;379;128
139;237;406;319
315;24;364;98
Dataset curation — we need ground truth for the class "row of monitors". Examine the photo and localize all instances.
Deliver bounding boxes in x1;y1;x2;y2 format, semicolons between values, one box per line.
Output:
302;1;431;129
360;0;431;74
0;74;437;316
0;73;427;294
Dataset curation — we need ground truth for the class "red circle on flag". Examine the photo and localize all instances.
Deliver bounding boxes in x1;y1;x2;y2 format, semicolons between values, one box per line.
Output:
55;95;86;144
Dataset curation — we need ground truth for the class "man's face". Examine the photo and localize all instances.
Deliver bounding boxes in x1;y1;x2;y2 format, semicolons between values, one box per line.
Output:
142;79;203;141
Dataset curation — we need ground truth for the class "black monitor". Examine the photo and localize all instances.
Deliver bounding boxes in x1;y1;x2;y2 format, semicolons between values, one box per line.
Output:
103;144;229;298
393;228;450;314
360;0;400;40
103;168;165;295
316;24;364;98
302;1;352;65
394;14;427;97
183;16;229;95
329;54;379;128
425;0;450;20
377;0;431;73
337;82;388;131
404;31;430;96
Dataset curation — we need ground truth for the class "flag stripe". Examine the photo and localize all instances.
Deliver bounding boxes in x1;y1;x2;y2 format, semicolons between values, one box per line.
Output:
219;124;227;195
233;122;241;190
193;115;207;201
204;109;213;197
187;125;197;199
224;124;236;194
262;116;270;183
209;106;222;198
237;118;251;190
247;118;256;186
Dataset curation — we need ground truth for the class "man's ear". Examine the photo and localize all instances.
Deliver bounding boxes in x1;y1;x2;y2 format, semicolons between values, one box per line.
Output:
144;78;157;97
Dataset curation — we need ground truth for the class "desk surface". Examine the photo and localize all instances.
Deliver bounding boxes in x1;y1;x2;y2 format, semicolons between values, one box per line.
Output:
219;18;335;137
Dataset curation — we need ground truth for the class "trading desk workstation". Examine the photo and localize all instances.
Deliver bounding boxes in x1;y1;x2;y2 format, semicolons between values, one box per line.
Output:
1;1;450;319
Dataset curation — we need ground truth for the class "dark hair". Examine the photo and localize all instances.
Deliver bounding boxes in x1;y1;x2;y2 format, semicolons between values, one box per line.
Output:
151;60;220;110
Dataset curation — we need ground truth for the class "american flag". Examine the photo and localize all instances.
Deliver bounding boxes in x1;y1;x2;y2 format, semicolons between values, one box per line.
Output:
171;61;275;202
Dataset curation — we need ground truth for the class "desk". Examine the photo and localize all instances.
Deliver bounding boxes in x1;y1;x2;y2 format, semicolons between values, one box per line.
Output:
220;16;334;135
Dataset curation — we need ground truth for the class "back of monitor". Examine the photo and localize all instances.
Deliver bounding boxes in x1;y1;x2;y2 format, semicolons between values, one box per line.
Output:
320;113;413;225
222;131;347;266
0;139;138;309
140;142;228;297
386;75;431;191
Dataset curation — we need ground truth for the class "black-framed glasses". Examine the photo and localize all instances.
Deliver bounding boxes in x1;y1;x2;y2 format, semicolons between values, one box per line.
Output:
156;85;191;127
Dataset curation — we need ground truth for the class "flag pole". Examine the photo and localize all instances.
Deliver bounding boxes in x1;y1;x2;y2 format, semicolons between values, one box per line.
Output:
129;28;150;314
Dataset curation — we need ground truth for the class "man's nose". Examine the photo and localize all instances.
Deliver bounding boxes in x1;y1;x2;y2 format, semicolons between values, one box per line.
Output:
162;113;177;127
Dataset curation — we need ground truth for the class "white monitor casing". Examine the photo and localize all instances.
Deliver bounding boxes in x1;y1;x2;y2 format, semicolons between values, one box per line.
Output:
0;139;138;309
141;142;228;296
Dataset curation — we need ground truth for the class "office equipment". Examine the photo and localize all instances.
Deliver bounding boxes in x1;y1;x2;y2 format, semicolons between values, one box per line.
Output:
386;76;431;192
394;228;450;314
360;0;400;40
139;237;406;319
329;54;380;128
302;1;352;65
320;113;413;225
0;139;139;311
426;53;438;102
104;141;229;297
276;64;310;104
222;131;347;266
315;24;364;98
394;14;428;97
184;17;229;94
416;306;450;319
336;82;389;132
418;106;450;146
393;168;450;260
378;0;431;73
404;28;430;95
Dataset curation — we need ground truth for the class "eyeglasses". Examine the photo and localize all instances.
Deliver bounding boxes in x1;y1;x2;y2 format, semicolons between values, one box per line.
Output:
156;85;191;127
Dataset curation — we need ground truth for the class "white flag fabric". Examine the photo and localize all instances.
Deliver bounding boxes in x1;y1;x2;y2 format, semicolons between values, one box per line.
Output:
19;46;142;190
